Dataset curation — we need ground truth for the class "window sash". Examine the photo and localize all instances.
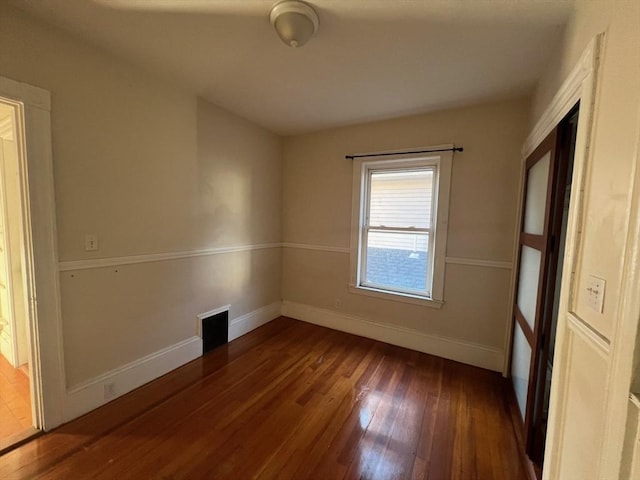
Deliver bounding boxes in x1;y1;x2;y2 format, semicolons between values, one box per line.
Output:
359;164;438;298
365;166;435;230
360;228;435;296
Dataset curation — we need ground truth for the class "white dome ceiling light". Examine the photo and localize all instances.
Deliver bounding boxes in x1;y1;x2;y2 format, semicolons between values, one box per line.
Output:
269;1;319;48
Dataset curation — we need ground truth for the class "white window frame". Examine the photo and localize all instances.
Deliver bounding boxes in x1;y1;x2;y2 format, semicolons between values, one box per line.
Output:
360;164;437;297
349;146;453;308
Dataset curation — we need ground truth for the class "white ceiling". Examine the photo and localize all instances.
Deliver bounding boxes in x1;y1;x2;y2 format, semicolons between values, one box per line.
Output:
10;0;573;135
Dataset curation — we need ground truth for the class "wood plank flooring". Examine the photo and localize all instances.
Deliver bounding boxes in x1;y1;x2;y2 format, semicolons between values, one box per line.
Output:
0;354;32;448
0;317;527;479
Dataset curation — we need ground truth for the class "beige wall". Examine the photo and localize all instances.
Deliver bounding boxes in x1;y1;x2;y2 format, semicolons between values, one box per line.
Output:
282;98;530;361
530;0;640;477
533;0;639;341
0;4;282;386
0;5;199;261
197;99;282;247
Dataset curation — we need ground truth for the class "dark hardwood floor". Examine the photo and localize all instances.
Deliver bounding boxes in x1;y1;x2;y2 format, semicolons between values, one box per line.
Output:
0;317;527;479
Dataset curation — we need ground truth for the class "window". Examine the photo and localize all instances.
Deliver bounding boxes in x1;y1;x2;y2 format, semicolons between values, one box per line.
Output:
349;147;452;307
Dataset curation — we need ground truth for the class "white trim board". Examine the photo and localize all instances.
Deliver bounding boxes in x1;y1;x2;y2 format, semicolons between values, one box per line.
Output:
59;242;514;272
445;257;512;269
65;301;282;423
197;305;231;321
0;77;50;111
282;242;350;254
567;312;610;358
282;301;504;372
228;302;282;341
622;394;640;479
59;242;281;271
64;336;202;422
522;36;601;159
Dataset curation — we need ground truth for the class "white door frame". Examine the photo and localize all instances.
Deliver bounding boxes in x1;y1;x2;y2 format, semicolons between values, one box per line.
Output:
507;34;604;477
504;35;604;378
514;31;640;478
0;76;66;431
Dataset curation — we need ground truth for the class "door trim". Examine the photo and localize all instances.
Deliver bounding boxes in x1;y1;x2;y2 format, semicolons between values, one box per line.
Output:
509;34;604;479
503;34;603;375
521;35;603;159
0;76;66;431
599;73;640;476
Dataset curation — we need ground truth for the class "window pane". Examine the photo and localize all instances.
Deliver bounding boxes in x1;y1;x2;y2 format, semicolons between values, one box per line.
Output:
364;231;429;293
511;322;532;420
516;245;541;332
523;152;550;235
369;168;433;228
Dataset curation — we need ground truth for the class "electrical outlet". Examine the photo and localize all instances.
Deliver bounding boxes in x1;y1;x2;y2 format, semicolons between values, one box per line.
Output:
85;234;98;251
586;275;605;313
104;382;116;400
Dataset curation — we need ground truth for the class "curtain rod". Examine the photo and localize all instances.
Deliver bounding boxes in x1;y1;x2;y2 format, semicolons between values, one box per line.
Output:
345;146;463;160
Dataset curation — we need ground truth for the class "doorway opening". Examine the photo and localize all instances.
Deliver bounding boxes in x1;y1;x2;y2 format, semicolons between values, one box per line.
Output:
510;104;579;477
0;98;40;452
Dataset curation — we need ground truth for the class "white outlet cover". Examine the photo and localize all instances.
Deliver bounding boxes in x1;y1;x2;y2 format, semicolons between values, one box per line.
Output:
586;275;605;314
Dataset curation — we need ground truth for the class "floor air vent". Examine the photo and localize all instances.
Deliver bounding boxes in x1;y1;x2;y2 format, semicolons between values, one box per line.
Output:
199;306;229;355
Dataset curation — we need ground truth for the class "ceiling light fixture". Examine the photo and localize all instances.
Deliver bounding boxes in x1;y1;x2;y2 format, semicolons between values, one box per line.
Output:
269;1;319;48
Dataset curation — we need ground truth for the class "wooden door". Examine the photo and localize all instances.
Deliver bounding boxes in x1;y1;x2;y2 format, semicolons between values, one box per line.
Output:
510;128;562;456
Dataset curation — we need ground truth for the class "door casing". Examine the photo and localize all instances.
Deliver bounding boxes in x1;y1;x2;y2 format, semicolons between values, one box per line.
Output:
0;76;66;431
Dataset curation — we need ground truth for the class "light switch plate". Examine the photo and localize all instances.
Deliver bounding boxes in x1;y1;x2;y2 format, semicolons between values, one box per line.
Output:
85;233;98;251
586;275;605;313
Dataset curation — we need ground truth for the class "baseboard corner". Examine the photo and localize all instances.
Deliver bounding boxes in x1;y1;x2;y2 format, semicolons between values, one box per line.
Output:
282;300;504;372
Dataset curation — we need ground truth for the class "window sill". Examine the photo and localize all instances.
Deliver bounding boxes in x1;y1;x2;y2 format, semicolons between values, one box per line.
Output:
348;284;444;309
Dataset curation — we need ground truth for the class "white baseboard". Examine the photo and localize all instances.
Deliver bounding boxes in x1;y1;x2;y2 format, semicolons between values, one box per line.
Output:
229;301;282;341
63;301;283;423
282;300;504;372
64;336;202;422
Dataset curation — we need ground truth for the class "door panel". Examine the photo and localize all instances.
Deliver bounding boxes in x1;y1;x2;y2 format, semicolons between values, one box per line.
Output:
512;322;533;419
511;106;579;474
556;327;608;479
523;152;551;235
516;245;542;332
528;109;578;467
